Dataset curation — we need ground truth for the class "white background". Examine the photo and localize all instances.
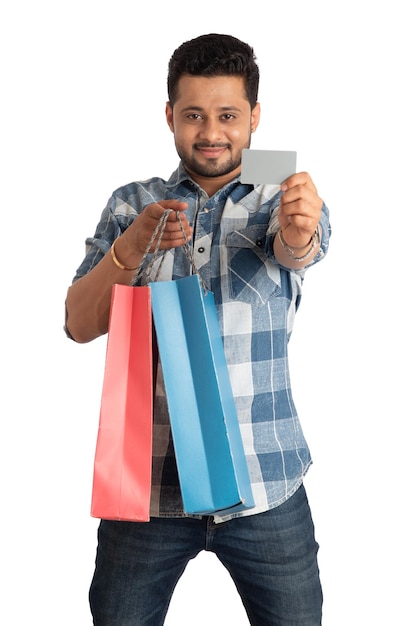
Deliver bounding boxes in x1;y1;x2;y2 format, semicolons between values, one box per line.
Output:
1;1;417;624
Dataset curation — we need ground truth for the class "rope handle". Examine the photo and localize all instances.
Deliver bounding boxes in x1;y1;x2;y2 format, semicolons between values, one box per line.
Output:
175;212;207;294
130;210;169;285
131;209;207;292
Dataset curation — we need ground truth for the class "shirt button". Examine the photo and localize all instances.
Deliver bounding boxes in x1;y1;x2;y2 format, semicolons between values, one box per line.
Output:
256;239;263;247
204;207;210;213
198;247;205;253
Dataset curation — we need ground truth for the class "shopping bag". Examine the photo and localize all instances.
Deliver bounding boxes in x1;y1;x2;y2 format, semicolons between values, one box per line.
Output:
91;283;153;521
150;274;254;515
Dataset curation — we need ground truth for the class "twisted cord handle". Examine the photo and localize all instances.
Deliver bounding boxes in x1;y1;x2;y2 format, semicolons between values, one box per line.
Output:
131;208;208;293
131;209;171;285
176;213;208;294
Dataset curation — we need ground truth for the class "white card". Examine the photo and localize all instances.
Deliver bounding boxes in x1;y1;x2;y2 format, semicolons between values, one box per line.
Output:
241;149;297;185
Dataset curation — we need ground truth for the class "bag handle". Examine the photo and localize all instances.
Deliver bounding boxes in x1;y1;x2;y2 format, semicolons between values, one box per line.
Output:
175;212;208;292
132;209;170;285
131;209;207;291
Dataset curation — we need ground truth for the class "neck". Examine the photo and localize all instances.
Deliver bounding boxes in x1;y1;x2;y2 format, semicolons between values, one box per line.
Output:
185;167;241;197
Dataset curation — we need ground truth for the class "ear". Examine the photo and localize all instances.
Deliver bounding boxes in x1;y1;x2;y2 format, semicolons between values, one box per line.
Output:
250;102;261;132
166;102;174;132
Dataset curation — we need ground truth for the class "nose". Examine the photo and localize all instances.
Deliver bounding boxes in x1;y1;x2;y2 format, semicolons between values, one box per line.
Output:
198;116;223;143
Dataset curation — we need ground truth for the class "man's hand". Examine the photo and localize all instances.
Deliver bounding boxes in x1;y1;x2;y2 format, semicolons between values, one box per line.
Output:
272;172;323;269
278;172;322;249
122;199;192;256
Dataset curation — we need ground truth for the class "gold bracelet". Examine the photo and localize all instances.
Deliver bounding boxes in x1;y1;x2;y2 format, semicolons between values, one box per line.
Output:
110;239;139;271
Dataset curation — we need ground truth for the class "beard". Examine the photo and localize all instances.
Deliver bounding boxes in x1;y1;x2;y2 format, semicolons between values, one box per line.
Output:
176;141;248;179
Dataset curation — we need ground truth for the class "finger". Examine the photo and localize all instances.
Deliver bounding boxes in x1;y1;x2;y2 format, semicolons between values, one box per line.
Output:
143;200;188;221
164;212;193;243
158;199;189;213
282;213;317;233
281;172;317;193
280;196;319;220
281;186;322;213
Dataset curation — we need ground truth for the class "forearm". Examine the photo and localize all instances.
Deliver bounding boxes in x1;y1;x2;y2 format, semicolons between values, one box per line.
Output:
65;238;140;343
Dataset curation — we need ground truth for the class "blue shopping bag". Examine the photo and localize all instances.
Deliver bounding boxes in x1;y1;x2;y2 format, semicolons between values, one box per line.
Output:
150;274;254;515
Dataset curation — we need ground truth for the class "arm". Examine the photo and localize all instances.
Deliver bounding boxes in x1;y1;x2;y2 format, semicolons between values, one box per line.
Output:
272;172;325;270
65;199;191;343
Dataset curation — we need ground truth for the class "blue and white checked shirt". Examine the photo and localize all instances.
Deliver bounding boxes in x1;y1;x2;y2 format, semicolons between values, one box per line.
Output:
74;163;331;523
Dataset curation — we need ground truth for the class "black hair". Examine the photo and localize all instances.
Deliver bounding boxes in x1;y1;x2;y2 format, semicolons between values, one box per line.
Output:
167;33;259;109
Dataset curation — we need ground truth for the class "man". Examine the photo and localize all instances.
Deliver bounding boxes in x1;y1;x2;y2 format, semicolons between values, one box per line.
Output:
65;33;331;625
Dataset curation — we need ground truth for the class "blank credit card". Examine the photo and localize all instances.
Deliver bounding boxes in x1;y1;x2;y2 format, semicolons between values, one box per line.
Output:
241;149;297;185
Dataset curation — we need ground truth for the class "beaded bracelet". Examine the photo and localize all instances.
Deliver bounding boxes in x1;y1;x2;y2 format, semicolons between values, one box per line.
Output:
277;226;320;262
110;239;139;271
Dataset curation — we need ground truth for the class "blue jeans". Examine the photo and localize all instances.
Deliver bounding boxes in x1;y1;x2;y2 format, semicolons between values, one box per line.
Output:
89;484;322;625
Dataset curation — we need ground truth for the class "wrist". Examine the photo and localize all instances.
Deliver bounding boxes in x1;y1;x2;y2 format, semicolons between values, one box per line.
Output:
110;238;141;271
277;226;320;262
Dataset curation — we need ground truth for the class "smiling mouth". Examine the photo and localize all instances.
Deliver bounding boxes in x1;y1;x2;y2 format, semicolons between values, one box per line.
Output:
195;144;230;158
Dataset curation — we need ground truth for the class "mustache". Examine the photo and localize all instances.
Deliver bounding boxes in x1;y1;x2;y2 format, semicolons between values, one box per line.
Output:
193;142;231;149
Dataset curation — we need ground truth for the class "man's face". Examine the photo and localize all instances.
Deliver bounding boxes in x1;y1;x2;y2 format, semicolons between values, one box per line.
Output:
166;75;260;192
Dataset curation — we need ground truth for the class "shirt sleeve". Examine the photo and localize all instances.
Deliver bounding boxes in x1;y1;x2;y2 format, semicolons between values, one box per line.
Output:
71;189;141;282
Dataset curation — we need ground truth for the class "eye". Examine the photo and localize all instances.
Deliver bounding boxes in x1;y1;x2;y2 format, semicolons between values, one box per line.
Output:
221;113;236;121
186;113;203;121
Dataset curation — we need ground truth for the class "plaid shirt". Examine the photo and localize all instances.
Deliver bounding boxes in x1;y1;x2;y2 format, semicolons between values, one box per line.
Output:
74;163;331;522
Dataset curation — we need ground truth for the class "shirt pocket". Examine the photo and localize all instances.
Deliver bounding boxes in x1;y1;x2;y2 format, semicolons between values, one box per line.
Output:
226;225;282;306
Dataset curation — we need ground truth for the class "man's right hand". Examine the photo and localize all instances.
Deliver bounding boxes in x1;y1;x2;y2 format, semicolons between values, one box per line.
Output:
118;199;191;267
